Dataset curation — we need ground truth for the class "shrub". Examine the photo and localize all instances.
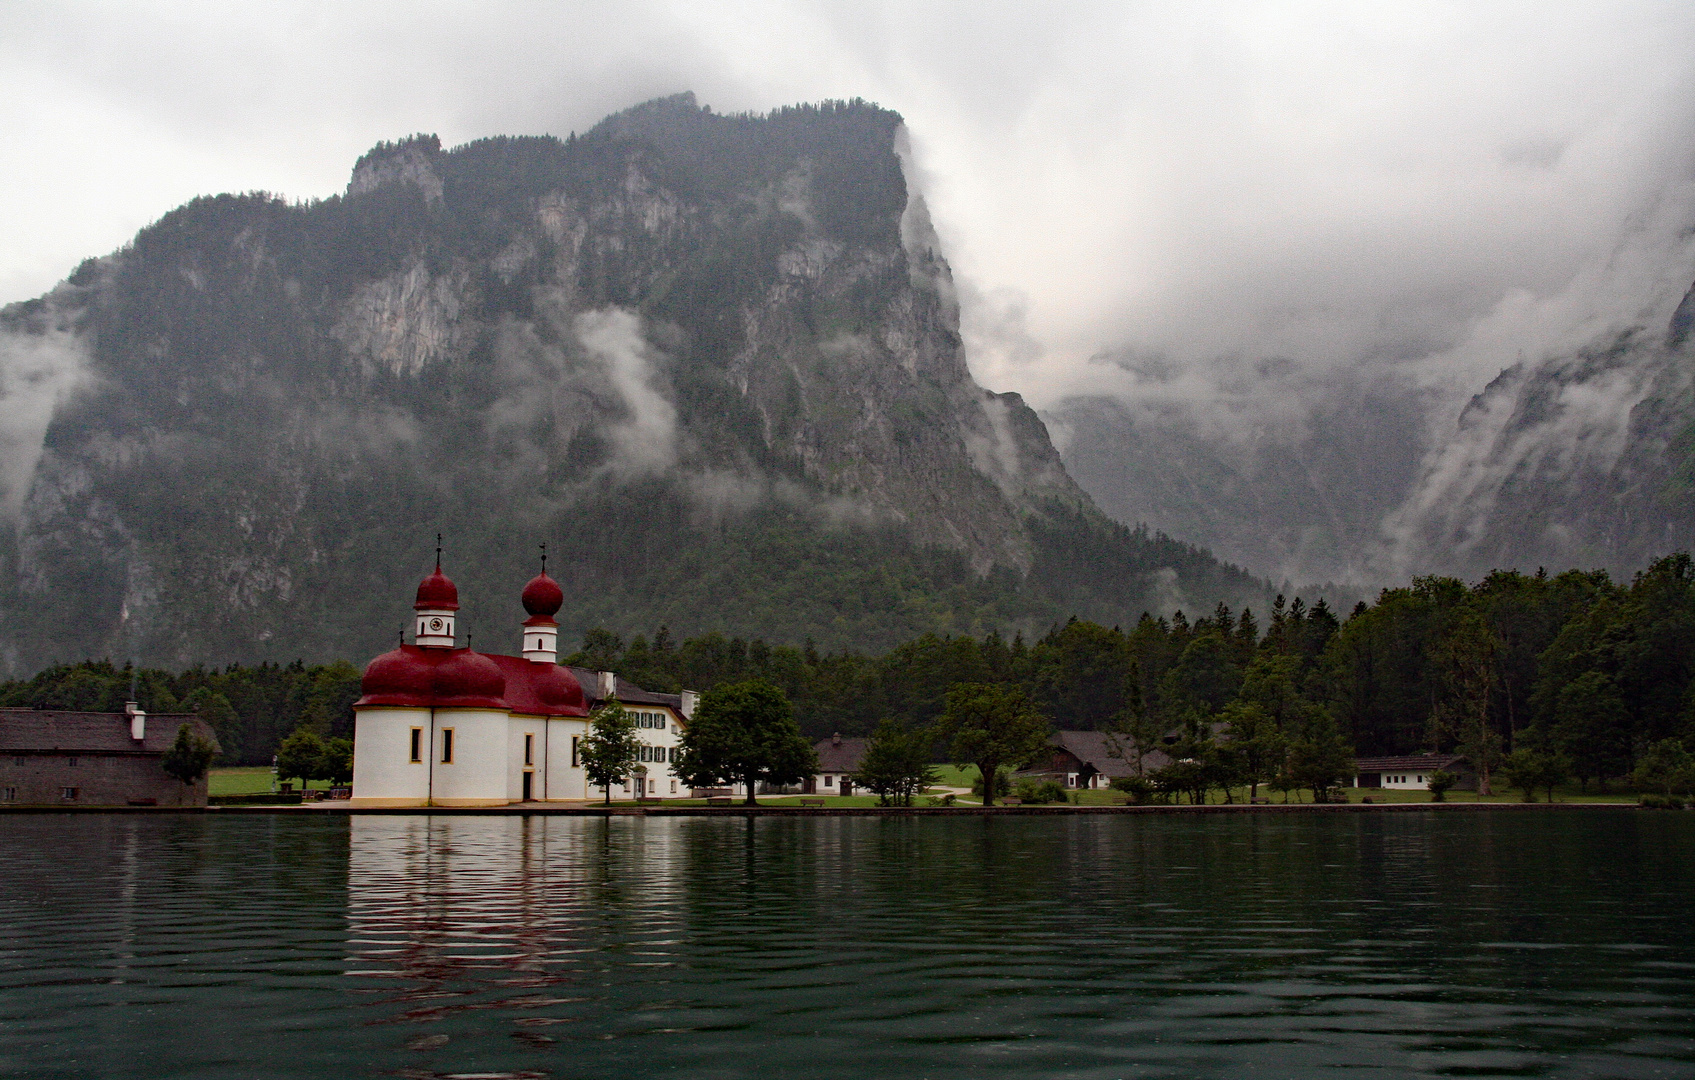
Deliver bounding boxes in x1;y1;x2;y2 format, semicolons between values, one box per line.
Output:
1639;793;1687;810
1427;771;1458;802
1110;775;1157;804
1012;778;1068;804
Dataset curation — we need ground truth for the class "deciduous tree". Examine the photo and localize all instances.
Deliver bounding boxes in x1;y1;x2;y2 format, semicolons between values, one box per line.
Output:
851;720;937;806
580;698;640;804
276;728;325;792
160;723;217;787
674;680;818;806
935;682;1050;811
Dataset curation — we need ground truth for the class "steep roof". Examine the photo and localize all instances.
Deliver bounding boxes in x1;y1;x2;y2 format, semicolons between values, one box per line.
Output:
359;646;588;716
1353;754;1467;772
814;736;868;773
1023;730;1174;778
568;668;686;713
0;711;221;755
485;655;590;717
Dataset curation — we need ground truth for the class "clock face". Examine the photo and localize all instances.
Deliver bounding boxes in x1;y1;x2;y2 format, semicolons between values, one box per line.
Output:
429;618;444;632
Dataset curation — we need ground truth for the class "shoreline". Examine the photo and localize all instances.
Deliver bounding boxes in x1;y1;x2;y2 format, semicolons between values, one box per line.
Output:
0;801;1649;816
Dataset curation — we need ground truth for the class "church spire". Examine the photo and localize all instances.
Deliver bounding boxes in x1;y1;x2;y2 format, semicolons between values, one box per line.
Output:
413;540;459;649
520;545;564;664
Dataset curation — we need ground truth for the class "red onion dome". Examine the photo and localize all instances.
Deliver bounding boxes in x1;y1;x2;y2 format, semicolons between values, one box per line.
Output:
415;565;459;611
431;648;506;706
358;646;435;704
521;572;564;618
529;664;586;712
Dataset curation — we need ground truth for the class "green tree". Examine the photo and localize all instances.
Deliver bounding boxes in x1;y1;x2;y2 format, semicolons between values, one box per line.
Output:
1499;747;1571;803
580;698;641;804
160;723;217;787
1426;770;1457;801
674;680;819;806
1150;752;1212;805
1631;739;1695;799
276;728;326;792
935;682;1050;808
851;720;937;806
318;736;354;786
1284;719;1355;802
1102;662;1162;775
1435;608;1504;794
1217;700;1286;802
1551;671;1632;791
181;687;241;762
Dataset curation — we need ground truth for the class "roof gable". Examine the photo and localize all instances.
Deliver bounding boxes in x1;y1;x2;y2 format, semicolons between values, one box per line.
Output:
0;711;221;755
814;737;868;773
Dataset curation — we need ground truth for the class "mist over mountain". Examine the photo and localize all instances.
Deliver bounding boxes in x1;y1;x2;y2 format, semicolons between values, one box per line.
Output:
1047;183;1695;589
0;94;1264;673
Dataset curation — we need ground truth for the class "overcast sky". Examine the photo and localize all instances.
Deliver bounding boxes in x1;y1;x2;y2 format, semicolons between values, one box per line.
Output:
4;0;1694;409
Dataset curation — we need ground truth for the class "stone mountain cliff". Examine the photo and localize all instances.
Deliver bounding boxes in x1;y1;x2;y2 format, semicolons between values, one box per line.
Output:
0;94;1259;671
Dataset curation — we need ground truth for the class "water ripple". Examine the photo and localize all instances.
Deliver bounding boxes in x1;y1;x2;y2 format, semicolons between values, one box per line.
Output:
0;812;1691;1078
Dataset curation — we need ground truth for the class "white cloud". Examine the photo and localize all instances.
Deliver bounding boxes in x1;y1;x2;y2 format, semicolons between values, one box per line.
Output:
4;1;1695;580
574;308;678;480
0;296;90;517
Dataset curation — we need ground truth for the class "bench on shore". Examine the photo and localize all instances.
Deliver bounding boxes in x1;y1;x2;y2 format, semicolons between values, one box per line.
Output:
1000;797;1022;806
799;798;825;808
707;796;733;806
637;797;663;804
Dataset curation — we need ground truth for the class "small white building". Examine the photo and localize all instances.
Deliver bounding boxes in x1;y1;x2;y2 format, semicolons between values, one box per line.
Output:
1351;754;1475;791
809;733;867;795
350;558;694;806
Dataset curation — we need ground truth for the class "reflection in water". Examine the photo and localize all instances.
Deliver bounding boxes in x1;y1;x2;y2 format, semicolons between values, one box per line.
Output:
1;812;1692;1079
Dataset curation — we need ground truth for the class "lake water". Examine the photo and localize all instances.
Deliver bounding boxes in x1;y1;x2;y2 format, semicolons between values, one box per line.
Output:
1;810;1691;1079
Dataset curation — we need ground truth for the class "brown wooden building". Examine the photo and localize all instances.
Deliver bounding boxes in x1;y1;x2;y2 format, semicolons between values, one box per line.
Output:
1019;730;1177;789
0;705;219;807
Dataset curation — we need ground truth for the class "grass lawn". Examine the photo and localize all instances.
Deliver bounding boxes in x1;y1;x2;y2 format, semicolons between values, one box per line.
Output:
928;764;978;788
210;766;338;797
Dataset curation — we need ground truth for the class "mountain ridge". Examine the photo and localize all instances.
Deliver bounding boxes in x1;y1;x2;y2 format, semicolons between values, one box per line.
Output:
0;94;1265;673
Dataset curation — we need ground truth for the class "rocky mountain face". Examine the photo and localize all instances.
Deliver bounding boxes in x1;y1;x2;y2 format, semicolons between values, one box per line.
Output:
1047;376;1428;592
1383;280;1695;580
1050;273;1695;590
0;94;1260;672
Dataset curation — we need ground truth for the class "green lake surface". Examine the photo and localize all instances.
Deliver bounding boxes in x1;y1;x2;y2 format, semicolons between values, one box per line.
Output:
1;810;1691;1079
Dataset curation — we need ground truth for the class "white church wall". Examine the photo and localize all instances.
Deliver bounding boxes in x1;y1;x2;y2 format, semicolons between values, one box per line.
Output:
350;705;432;806
545;716;589;800
430;709;510;805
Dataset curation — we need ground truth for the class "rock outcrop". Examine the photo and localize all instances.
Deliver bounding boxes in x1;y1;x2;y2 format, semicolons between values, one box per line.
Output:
0;94;1259;670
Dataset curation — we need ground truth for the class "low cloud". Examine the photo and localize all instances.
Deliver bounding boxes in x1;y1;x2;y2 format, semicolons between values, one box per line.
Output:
0;297;89;519
5;3;1695;585
574;308;678;481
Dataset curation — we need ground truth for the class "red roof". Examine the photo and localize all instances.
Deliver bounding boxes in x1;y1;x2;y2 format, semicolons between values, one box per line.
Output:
487;654;587;716
521;572;564;618
414;565;459;611
358;645;587;717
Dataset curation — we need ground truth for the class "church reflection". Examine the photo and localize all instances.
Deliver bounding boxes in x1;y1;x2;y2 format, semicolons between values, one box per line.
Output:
345;815;697;1028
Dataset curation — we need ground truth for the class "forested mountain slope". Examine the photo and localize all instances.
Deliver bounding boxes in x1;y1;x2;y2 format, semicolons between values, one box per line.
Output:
0;94;1262;672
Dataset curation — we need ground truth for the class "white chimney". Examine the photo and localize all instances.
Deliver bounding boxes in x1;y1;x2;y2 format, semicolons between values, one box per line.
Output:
599;670;617;700
679;690;698;719
125;701;146;741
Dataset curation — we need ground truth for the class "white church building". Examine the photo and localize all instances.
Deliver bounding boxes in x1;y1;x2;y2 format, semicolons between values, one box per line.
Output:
350;557;694;806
